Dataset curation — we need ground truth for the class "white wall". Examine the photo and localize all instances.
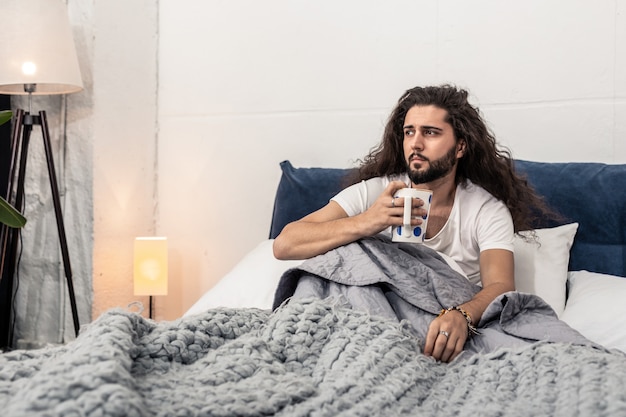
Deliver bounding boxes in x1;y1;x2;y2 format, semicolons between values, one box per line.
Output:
156;0;626;318
9;0;623;347
14;0;621;333
92;0;159;320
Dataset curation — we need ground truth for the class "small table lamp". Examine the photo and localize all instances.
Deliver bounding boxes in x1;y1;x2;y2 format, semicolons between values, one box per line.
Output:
0;0;84;340
134;237;168;319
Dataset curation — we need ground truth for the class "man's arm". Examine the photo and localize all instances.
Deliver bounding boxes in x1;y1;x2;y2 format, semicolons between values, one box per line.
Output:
272;202;358;260
273;180;420;260
423;248;515;362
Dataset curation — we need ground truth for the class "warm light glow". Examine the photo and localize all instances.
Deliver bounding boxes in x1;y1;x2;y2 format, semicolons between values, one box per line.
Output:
134;237;168;296
21;61;37;76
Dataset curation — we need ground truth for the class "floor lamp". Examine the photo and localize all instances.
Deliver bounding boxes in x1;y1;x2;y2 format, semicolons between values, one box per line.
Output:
0;0;84;340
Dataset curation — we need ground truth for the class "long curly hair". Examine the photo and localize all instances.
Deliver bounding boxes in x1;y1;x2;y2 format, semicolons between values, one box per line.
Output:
349;84;557;232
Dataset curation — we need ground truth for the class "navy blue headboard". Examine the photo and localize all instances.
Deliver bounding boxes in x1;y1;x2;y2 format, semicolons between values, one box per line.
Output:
270;160;626;278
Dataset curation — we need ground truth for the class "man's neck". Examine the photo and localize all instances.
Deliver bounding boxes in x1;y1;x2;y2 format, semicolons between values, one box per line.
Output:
411;170;457;207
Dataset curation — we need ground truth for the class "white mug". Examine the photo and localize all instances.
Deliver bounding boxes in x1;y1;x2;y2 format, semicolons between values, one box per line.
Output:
391;188;433;243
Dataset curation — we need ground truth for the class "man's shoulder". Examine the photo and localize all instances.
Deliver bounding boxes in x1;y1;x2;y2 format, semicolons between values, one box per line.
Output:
457;180;507;208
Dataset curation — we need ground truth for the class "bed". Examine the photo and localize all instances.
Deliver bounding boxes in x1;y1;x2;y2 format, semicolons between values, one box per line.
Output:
1;159;626;416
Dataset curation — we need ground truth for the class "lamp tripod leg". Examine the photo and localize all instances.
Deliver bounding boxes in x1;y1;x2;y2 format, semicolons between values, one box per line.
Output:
38;111;80;337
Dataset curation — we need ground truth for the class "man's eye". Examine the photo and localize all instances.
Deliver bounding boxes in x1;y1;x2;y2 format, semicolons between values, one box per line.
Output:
424;129;437;136
404;129;414;137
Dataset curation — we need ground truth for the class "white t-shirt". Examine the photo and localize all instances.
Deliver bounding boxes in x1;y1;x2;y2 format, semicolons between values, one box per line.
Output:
331;174;514;285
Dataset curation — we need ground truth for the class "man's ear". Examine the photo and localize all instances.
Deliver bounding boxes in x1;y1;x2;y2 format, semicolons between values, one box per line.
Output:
456;139;466;158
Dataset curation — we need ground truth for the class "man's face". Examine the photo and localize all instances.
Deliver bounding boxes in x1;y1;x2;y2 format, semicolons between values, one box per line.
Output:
402;105;462;185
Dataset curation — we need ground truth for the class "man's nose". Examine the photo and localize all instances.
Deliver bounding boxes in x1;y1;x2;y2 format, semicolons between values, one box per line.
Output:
409;133;424;151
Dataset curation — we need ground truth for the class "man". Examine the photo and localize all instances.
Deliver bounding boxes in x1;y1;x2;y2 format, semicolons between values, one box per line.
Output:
273;85;553;362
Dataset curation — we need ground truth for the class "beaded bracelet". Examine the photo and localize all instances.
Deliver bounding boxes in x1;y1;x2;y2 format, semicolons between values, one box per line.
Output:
438;306;480;337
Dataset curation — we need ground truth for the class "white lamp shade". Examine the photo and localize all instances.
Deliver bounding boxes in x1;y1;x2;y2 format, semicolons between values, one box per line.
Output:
0;0;83;95
134;237;168;296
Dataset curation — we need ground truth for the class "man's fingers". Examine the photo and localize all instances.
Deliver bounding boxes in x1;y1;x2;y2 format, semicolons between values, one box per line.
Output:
386;180;408;197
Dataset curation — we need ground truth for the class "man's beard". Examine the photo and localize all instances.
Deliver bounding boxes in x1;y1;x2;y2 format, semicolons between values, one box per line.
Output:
407;144;458;185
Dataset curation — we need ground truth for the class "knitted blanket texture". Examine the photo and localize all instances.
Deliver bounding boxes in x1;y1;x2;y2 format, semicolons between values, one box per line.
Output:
1;298;626;416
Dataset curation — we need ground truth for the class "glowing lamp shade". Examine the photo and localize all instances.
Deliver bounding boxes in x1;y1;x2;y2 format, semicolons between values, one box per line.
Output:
0;0;83;95
134;237;168;296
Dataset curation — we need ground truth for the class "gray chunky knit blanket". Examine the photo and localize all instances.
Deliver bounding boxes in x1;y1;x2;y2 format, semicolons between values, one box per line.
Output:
1;298;626;416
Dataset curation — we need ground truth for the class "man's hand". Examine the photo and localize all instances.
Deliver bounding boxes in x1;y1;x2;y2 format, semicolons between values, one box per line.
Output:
357;181;427;236
423;309;468;363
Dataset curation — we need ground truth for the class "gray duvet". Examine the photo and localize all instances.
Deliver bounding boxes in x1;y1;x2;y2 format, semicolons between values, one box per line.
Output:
273;235;595;355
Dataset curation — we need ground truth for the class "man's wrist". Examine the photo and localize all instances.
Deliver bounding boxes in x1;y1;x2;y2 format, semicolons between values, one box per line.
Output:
438;306;480;337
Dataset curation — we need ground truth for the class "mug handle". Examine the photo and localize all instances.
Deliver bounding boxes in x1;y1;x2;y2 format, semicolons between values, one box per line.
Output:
403;196;412;237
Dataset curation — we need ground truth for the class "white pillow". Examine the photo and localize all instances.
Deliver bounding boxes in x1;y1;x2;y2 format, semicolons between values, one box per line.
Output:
185;223;578;318
513;223;579;316
183;240;303;316
560;270;626;353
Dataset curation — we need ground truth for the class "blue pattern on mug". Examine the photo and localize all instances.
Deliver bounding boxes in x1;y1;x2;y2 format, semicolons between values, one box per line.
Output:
423;195;432;219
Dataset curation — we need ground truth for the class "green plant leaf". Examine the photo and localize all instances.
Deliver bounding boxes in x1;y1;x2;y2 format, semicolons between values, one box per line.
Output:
0;110;12;126
0;111;25;228
0;196;26;228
